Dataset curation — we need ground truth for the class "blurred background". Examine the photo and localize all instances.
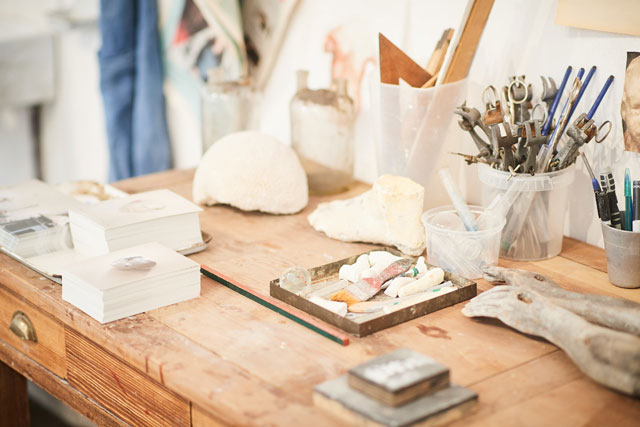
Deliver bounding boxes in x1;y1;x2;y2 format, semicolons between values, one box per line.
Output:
2;0;638;252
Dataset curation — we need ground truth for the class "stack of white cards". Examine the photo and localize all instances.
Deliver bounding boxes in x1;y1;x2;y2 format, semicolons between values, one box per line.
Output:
69;189;203;256
62;242;201;323
0;180;83;258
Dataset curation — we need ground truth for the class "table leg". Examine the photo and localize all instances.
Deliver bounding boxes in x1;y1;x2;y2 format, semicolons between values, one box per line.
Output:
0;359;30;426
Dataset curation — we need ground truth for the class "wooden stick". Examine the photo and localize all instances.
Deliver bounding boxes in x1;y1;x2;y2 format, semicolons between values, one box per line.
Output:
425;28;454;77
200;265;350;346
421;73;438;89
442;0;494;84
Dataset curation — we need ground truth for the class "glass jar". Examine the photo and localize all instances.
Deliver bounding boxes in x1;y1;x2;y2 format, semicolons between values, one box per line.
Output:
201;73;255;154
290;70;355;194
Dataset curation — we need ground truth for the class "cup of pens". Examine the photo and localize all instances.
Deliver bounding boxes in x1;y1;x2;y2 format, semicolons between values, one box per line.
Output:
601;220;640;288
598;168;640;288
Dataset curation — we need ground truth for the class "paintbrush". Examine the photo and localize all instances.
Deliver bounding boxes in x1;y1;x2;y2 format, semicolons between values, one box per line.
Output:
330;258;413;306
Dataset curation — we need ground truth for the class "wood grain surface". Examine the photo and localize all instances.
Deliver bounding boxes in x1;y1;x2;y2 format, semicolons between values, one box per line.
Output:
0;168;638;426
0;285;66;377
443;0;495;83
66;327;190;427
0;340;125;426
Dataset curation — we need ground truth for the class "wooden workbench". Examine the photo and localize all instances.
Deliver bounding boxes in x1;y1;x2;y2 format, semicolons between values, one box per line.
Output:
0;169;638;426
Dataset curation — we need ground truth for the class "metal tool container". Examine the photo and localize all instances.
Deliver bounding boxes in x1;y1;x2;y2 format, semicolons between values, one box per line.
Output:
479;164;574;261
290;70;355;195
601;219;640;288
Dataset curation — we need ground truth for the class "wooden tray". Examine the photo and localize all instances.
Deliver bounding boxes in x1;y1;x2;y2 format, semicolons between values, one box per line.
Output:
270;248;477;337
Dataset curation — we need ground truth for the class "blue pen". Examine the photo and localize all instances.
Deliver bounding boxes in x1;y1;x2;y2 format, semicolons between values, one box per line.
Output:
581;152;609;221
625;169;633;231
537;76;582;172
542;66;572;136
587;76;614;120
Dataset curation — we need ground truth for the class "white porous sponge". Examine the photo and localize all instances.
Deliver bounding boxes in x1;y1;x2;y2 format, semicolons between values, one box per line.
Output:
308;175;425;255
192;131;308;214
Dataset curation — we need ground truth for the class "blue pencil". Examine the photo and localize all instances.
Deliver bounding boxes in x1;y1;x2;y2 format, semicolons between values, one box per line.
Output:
542;66;572;135
587;75;614;120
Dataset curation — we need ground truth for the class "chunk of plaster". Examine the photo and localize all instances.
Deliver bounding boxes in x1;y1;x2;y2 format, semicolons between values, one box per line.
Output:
368;251;401;267
360;267;378;279
192;131;308;214
398;268;445;297
415;256;427;277
384;276;416;297
308;175;425;255
339;254;370;282
309;297;348;316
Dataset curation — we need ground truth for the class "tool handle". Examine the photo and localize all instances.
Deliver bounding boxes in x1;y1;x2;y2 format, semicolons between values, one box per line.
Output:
564;66;596;132
587;75;614;120
543;65;572;135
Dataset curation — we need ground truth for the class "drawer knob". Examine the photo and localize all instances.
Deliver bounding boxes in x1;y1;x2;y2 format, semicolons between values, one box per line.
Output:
10;311;37;343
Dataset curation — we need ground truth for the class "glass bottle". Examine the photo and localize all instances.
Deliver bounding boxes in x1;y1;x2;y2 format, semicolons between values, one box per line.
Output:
290;70;355;194
201;70;255;154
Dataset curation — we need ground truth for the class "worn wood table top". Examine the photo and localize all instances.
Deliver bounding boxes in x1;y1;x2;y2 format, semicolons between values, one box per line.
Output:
2;168;639;426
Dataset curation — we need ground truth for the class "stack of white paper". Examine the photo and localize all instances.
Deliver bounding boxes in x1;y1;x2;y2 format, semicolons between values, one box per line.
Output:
69;189;203;256
0;180;83;258
62;242;201;323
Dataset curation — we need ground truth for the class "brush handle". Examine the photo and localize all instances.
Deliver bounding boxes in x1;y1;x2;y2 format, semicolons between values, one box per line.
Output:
366;258;414;289
563;66;596;134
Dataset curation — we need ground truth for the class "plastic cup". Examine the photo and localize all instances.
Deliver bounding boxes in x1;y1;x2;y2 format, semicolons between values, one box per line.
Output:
478;164;575;261
370;77;468;208
601;218;640;288
422;205;505;279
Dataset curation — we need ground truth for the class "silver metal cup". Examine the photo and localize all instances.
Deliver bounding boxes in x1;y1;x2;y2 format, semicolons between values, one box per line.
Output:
601;216;640;288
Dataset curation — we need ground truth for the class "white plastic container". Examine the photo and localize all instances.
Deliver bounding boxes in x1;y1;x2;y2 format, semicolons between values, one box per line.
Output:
422;205;505;279
370;77;467;206
478;164;575;261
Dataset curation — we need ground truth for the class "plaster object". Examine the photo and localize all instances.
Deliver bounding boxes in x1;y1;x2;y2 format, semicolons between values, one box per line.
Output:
309;296;348;317
338;254;370;282
463;285;640;397
397;268;445;297
463;266;640;396
308;175;425;255
192;131;308;214
384;276;416;298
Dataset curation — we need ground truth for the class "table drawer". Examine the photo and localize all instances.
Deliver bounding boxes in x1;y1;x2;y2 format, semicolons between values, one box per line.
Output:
66;328;190;426
0;285;66;377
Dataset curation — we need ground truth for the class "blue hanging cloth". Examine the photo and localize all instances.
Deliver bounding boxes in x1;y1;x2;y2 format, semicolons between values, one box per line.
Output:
99;0;172;182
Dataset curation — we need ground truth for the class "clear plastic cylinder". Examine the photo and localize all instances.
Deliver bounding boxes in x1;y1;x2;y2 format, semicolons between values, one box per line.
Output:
478;164;575;261
422;205;505;279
